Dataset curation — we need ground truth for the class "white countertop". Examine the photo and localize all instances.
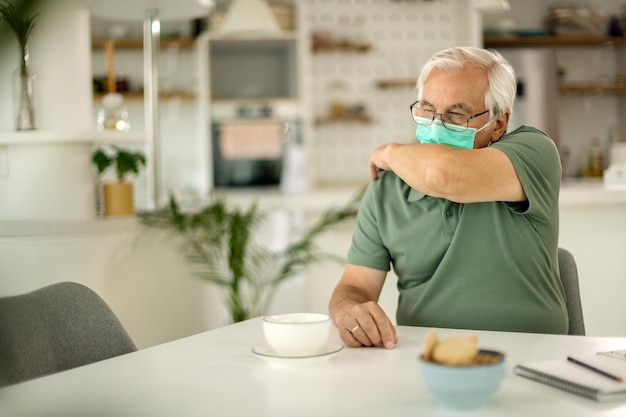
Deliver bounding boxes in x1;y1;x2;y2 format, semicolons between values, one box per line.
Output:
0;130;145;145
2;318;626;416
559;178;626;206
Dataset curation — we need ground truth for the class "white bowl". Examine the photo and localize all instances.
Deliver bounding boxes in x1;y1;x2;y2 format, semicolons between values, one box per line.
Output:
262;313;331;356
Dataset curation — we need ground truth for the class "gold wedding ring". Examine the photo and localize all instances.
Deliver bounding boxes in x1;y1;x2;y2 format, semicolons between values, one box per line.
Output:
350;325;360;334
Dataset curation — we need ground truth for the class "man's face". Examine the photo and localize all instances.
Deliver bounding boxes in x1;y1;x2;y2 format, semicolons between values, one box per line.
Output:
420;65;506;148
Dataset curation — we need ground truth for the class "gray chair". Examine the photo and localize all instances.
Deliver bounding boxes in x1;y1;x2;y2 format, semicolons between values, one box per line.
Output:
558;248;586;336
0;282;137;387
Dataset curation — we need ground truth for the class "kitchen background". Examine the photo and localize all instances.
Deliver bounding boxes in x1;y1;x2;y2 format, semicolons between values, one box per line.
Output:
1;0;626;348
89;0;473;206
88;0;626;205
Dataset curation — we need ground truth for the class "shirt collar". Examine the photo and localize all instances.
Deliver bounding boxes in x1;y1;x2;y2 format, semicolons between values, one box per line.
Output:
408;188;427;201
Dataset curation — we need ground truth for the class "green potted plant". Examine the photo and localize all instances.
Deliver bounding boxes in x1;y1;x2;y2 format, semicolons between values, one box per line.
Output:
139;188;364;323
92;145;146;217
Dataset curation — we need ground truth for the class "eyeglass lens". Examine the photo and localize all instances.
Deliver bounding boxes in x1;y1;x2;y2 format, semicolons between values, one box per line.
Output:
411;102;469;132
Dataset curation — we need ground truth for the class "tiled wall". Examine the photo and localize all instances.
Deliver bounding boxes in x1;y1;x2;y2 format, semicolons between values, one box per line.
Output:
302;0;464;184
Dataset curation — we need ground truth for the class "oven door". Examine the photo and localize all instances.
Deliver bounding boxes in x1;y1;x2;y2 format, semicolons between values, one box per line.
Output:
212;120;285;187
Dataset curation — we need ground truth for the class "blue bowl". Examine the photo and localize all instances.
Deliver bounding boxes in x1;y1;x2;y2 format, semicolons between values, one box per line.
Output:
419;349;506;410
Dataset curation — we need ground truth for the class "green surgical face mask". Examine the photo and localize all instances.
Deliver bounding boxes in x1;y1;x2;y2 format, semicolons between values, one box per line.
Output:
415;117;492;149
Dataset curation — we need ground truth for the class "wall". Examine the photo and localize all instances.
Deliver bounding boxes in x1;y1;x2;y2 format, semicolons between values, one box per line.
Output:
0;221;222;349
558;199;626;337
303;0;476;184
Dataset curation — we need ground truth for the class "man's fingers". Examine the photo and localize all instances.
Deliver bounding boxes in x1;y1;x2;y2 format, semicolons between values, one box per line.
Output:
334;301;397;349
349;324;373;347
351;302;396;349
368;162;380;179
370;310;397;349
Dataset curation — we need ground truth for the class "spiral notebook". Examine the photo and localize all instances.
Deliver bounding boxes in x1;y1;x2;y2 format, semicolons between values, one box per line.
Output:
514;353;626;402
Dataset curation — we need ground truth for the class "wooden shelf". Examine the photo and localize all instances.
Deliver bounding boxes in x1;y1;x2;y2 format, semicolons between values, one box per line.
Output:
315;115;373;125
312;42;371;53
210;97;298;105
484;35;626;48
207;33;298;43
374;79;626;95
560;82;626;94
376;78;415;89
92;38;196;49
93;91;196;100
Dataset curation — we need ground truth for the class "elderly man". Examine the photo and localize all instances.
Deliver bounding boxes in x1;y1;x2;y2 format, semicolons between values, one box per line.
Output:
329;46;567;349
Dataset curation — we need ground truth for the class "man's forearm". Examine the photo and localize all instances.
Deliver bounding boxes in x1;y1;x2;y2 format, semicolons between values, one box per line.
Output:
329;283;374;323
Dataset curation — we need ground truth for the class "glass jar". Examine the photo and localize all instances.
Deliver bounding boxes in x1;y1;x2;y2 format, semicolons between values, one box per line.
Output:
96;92;130;132
13;45;37;131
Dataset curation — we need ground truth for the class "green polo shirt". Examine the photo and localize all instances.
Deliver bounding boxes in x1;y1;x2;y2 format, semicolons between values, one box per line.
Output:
347;125;568;334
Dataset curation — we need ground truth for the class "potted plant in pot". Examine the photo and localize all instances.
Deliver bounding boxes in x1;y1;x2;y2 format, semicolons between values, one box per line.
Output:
92;145;146;217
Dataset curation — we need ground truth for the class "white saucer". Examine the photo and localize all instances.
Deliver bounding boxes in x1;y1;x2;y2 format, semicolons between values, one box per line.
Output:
252;341;343;362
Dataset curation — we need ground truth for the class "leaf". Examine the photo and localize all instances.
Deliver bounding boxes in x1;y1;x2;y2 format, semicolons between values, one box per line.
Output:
91;149;113;175
0;0;39;50
91;145;146;181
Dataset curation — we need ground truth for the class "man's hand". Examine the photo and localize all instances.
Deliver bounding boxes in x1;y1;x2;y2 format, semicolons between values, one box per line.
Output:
368;143;398;179
334;301;398;349
330;265;397;349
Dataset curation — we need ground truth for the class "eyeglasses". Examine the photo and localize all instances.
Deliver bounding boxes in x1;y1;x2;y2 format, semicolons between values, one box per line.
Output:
410;100;490;132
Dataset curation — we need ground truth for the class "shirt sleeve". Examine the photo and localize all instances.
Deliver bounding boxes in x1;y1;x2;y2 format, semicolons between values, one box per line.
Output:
492;126;562;224
347;177;392;272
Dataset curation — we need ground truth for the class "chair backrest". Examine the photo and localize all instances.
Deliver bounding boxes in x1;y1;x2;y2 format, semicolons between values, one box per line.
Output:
0;281;137;387
558;248;586;336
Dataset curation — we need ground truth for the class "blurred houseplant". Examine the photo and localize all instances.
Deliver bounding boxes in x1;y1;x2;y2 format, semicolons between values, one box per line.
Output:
0;0;39;130
139;188;364;323
92;145;146;216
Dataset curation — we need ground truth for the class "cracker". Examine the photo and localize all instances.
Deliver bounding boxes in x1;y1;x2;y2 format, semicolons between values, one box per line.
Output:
432;335;478;365
422;330;438;361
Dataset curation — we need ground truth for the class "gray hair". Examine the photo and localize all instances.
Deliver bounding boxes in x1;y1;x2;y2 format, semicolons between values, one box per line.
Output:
416;46;516;118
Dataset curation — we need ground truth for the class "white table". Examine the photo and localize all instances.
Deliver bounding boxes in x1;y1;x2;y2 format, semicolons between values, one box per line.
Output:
2;318;626;417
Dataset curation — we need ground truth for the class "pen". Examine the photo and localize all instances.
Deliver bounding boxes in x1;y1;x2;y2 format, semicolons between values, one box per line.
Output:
567;356;624;383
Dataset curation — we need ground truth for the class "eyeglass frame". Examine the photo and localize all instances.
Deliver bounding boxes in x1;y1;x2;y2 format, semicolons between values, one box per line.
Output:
409;99;491;132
